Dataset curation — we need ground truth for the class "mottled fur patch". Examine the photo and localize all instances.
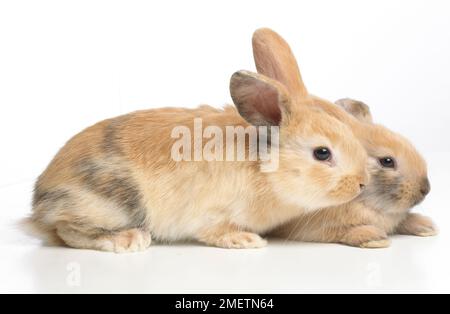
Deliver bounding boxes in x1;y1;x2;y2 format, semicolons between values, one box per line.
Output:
60;221;119;239
76;159;147;228
33;188;70;207
103;118;125;155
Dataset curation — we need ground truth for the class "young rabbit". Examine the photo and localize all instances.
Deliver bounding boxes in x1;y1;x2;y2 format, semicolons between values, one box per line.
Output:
272;99;437;248
24;37;369;252
252;28;436;248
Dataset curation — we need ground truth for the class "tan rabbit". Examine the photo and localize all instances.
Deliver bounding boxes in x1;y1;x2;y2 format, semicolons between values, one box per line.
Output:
252;28;436;248
23;35;369;252
272;99;437;248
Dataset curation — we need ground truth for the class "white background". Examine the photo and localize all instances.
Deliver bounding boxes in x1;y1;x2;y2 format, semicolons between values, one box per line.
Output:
0;0;449;293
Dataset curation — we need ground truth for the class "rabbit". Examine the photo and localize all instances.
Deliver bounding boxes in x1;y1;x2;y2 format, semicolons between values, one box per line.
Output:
252;28;436;248
23;36;369;253
271;98;437;248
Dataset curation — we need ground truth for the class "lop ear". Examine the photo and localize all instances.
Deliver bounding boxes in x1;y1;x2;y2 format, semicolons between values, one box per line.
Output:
335;98;373;123
252;28;308;99
230;70;292;126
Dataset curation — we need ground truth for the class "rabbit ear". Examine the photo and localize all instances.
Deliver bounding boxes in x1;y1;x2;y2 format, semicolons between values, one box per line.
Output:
252;28;308;99
335;98;373;123
230;70;292;126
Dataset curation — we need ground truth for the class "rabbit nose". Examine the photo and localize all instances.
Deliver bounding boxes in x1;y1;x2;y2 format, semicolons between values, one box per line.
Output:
420;178;431;196
360;171;370;188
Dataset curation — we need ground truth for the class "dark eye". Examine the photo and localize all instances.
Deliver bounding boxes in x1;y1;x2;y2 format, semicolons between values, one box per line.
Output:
313;147;332;162
379;157;396;168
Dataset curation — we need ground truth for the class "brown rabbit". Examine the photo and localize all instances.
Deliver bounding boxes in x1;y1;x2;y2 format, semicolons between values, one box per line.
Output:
252;28;436;248
23;33;369;252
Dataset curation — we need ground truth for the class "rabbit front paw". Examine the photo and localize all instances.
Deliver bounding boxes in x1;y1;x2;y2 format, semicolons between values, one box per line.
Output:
215;232;268;249
199;226;267;249
397;213;438;237
340;225;390;249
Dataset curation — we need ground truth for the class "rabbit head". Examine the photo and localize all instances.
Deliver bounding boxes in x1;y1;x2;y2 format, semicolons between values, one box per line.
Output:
335;99;430;213
251;28;430;214
229;48;369;210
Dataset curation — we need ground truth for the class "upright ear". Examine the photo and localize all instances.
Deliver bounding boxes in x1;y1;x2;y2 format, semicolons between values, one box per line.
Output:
252;28;308;99
335;98;373;123
230;70;292;126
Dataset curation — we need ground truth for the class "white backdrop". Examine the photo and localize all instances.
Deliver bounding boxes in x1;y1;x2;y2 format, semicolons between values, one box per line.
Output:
1;0;449;187
1;0;450;294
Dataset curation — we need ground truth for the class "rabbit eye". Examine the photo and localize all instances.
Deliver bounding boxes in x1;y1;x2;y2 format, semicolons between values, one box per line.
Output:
313;147;332;162
379;157;396;168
